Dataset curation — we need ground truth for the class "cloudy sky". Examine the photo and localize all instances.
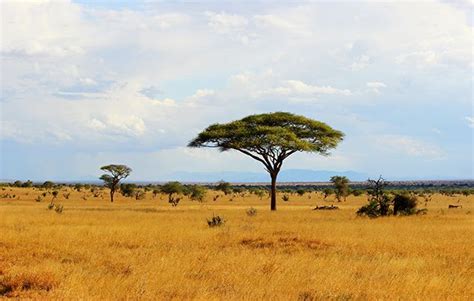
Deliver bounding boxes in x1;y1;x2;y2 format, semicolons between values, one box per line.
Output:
1;0;473;182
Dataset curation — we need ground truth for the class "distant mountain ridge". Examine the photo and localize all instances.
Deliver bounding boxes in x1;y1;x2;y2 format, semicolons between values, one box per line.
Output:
169;169;369;182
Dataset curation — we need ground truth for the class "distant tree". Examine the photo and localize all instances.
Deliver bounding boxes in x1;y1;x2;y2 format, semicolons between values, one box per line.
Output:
152;188;160;199
99;164;132;202
189;185;207;202
22;180;33;188
188;112;344;211
13;180;23;187
215;181;232;195
296;189;306;196
323;188;334;200
330;176;350;202
120;183;137;197
74;183;83;192
42;181;55;189
161;181;184;206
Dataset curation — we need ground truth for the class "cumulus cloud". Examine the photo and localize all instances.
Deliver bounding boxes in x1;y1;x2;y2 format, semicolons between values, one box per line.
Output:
466;116;474;128
376;135;445;159
366;82;387;94
1;1;471;179
257;80;352;99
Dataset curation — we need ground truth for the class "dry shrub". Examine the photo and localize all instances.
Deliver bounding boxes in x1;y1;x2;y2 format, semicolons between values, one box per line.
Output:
0;272;58;297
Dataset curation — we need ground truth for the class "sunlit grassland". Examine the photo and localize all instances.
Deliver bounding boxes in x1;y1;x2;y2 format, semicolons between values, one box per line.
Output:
1;187;473;300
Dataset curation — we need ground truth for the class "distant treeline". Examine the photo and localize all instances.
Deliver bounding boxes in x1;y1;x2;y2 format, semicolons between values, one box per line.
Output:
2;179;474;196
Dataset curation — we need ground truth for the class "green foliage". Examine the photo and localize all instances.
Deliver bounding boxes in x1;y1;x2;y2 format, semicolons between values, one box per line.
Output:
161;181;184;195
161;181;184;206
74;183;83;192
189;185;207;202
42;181;55;189
351;189;364;197
357;177;422;218
99;165;132;189
215;181;232;195
296;189;306;196
99;164;132;202
188;112;344;211
120;183;137;197
393;194;418;215
22;180;33;188
188;112;344;154
330;176;349;202
323;188;334;199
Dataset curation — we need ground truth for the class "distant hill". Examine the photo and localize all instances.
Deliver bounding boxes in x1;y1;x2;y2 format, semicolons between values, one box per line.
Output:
168;169;369;183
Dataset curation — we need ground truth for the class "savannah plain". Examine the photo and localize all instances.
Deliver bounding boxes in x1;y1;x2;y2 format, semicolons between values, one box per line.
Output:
1;186;473;300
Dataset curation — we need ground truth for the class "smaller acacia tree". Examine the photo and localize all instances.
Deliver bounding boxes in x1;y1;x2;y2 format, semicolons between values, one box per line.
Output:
161;181;184;206
99;164;132;203
330;176;350;202
189;185;207;202
215;181;232;195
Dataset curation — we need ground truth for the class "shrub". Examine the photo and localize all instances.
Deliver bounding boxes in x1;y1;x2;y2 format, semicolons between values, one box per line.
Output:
215;181;232;195
135;190;146;200
120;183;137;197
207;214;225;227
189;185;207;202
246;207;257;216
393;194;417;215
282;194;290;202
54;204;64;214
296;189;306;196
323;188;334;199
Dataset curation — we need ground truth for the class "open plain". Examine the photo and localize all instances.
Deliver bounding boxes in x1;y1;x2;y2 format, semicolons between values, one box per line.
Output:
0;187;473;300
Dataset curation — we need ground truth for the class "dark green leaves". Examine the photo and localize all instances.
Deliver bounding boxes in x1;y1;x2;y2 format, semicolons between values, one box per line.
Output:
188;112;344;156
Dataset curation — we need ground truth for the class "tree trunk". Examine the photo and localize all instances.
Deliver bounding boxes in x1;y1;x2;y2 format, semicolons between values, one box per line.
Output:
110;190;114;203
270;173;277;211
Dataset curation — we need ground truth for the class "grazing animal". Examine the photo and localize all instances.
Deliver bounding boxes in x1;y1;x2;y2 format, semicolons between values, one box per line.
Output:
448;204;462;209
313;205;339;210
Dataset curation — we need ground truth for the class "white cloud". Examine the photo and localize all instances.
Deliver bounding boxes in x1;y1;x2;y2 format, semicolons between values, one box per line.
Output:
206;11;248;33
1;1;471;179
466;116;474;128
366;81;387;94
256;80;352;99
376;135;445;159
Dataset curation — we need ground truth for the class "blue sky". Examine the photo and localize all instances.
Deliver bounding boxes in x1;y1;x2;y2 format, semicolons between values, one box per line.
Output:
1;0;473;181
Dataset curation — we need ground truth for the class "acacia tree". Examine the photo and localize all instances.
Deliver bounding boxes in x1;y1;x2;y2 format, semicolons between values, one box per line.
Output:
188;112;344;211
330;176;350;202
99;164;132;203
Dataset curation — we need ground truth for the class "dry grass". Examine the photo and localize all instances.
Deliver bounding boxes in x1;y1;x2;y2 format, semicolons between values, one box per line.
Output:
0;187;473;300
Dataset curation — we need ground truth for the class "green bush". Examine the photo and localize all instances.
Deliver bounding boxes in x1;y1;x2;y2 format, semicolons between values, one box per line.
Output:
393;194;417;215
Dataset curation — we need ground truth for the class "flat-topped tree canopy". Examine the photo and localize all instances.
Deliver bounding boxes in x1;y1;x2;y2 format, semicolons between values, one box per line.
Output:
188;112;344;210
99;164;132;203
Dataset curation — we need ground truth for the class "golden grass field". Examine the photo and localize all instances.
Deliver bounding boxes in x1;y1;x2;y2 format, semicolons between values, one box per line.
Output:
1;186;473;300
